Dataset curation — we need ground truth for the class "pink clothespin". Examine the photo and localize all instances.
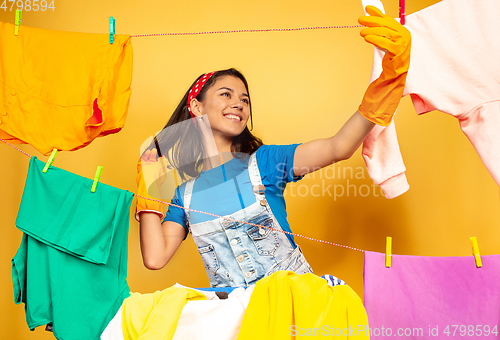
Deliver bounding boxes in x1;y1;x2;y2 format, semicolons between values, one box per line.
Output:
399;0;405;25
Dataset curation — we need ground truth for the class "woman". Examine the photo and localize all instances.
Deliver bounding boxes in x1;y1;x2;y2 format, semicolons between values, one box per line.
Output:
136;6;410;287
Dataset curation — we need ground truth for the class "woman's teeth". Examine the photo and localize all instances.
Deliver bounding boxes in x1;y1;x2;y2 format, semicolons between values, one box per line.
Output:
224;114;241;121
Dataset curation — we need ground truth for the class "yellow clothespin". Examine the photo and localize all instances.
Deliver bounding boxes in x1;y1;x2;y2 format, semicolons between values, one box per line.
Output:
385;236;392;268
109;17;115;44
42;149;58;173
14;10;22;36
91;166;103;193
470;237;482;268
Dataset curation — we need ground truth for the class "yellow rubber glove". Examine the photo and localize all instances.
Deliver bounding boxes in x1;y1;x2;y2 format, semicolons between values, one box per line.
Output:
358;5;411;126
135;149;166;222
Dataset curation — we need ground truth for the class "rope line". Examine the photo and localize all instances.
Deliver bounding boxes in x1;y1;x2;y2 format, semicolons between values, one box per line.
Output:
1;138;365;253
135;194;365;253
0;138;33;158
130;25;363;38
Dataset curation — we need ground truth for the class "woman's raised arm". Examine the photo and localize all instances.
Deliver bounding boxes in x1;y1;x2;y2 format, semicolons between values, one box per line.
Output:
293;111;374;176
294;6;411;177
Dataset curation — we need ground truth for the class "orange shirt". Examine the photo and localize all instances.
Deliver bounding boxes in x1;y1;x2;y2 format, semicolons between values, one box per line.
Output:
0;22;133;155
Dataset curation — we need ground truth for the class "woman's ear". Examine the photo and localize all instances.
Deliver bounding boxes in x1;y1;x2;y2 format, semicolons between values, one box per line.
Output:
190;98;202;117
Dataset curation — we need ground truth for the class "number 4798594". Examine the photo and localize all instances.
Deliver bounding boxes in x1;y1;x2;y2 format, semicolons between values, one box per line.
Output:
1;0;56;11
443;325;498;337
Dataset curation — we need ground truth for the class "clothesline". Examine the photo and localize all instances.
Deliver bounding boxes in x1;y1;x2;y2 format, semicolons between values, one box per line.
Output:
1;138;365;253
129;25;363;38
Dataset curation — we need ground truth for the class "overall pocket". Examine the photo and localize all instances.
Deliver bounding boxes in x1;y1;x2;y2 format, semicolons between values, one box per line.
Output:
246;218;280;256
198;244;220;276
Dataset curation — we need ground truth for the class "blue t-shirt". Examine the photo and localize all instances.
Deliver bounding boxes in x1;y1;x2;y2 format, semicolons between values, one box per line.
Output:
163;144;303;247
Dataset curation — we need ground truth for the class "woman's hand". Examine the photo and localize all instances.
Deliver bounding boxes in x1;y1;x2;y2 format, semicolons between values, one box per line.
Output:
140;148;169;196
135;149;168;221
294;7;412;175
137;149;186;270
358;5;411;126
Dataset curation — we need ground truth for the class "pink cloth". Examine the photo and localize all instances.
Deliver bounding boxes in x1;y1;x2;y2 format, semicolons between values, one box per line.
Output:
363;251;500;339
361;0;500;198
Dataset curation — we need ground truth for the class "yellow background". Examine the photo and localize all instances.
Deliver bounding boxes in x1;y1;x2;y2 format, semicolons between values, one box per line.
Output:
1;0;499;339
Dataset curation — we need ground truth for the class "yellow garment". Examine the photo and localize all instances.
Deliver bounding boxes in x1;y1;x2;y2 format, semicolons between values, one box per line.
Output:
122;287;207;340
0;22;133;155
237;271;370;339
357;6;411;126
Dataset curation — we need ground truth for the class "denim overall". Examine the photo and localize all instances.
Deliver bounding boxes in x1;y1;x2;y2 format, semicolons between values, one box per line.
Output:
184;152;313;287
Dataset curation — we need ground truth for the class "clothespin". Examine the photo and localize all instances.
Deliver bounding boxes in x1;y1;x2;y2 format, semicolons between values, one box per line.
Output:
399;0;405;25
470;237;482;268
42;149;58;173
14;10;22;36
109;17;115;44
385;236;392;268
91;166;103;193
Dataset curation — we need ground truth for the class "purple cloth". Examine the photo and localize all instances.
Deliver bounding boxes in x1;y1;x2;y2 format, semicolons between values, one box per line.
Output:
364;251;500;339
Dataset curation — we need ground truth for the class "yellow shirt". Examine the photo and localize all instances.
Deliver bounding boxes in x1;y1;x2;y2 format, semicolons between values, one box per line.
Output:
122;287;207;340
237;271;370;339
0;22;133;155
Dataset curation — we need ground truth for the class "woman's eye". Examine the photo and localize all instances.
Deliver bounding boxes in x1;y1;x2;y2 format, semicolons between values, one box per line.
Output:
242;99;249;104
222;92;230;97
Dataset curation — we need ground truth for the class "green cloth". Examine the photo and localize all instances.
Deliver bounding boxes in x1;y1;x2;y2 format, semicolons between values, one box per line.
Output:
12;156;133;340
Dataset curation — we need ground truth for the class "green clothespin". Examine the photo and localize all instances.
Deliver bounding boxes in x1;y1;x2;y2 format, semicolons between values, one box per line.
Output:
91;166;103;192
42;149;58;173
109;17;115;44
14;10;22;36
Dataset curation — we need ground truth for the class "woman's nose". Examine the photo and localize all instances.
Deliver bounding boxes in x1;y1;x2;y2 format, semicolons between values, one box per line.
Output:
231;101;243;110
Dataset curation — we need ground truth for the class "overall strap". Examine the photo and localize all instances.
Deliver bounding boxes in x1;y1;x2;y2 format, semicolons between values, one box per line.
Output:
248;152;266;201
183;178;196;225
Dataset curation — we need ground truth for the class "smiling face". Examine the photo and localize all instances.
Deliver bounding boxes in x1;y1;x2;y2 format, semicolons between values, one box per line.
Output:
191;75;251;141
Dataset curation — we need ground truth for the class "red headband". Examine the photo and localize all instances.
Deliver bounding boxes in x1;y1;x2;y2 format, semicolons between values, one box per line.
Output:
188;71;217;117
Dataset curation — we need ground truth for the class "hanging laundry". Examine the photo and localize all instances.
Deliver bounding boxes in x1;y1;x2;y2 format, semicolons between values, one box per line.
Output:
12;156;134;340
360;0;500;198
0;22;133;155
237;271;369;339
364;251;500;339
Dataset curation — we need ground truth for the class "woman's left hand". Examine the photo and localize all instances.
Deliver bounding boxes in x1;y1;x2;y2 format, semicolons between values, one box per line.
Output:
357;5;411;126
